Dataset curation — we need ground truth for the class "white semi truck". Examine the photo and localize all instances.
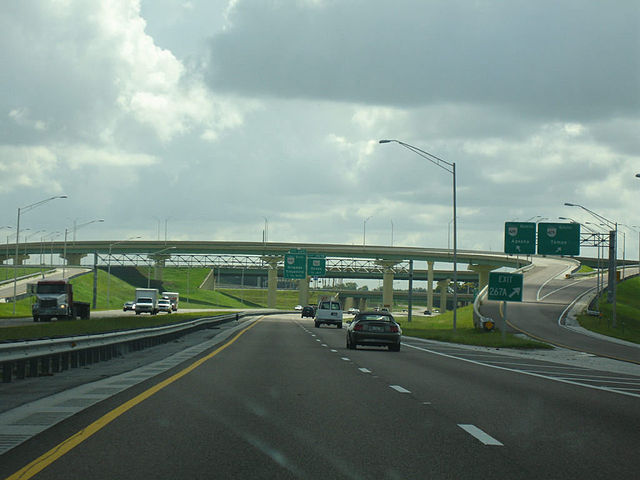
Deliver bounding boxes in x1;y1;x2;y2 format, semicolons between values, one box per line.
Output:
134;288;159;315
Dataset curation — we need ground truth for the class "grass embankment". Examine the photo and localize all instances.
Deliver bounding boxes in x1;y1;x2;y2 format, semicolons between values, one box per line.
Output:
577;265;594;273
577;276;640;344
395;305;551;349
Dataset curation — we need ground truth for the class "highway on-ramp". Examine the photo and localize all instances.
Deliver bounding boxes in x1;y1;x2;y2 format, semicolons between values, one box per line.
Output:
481;256;640;365
1;314;638;479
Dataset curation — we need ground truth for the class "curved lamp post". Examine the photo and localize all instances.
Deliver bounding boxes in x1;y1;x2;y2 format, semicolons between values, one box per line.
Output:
564;202;617;327
363;216;372;246
13;195;67;314
379;139;458;330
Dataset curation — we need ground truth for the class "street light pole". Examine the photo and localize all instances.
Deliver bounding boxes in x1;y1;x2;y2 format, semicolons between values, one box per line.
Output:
380;139;458;330
13;195;67;314
564;202;617;327
363;216;372;246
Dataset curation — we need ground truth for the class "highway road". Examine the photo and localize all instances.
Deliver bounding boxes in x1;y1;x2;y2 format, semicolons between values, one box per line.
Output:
1;314;638;479
481;257;640;364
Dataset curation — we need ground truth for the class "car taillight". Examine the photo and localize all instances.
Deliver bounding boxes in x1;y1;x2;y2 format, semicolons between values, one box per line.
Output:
354;323;363;331
389;325;399;333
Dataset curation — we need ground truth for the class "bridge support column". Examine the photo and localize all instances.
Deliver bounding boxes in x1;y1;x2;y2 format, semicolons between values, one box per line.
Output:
468;264;500;290
297;276;310;307
149;254;172;281
376;260;400;310
12;255;29;266
61;252;87;266
262;256;282;309
437;278;450;313
358;298;368;311
343;297;354;311
427;261;434;312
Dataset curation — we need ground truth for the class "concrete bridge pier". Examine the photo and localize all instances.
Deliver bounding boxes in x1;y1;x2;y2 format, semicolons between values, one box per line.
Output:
149;254;172;281
298;276;310;307
358;298;368;311
343;297;354;311
427;261;434;312
10;255;30;266
468;264;501;290
61;252;87;266
262;256;282;309
376;260;400;309
437;278;450;313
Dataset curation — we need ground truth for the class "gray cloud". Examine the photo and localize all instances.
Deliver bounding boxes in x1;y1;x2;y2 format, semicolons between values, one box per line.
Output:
208;0;639;121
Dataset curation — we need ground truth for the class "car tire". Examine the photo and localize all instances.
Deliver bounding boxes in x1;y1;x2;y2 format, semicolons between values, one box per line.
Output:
337;323;342;329
314;322;319;328
389;343;400;352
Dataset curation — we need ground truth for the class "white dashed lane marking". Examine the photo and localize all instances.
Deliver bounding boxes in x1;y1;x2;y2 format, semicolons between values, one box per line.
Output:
359;368;372;374
389;385;411;393
458;424;503;446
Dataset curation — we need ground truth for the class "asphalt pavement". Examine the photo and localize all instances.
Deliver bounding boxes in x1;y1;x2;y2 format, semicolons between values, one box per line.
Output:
1;314;638;479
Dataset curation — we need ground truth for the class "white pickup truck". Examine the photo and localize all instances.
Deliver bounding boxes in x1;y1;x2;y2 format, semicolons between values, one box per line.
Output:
314;299;343;329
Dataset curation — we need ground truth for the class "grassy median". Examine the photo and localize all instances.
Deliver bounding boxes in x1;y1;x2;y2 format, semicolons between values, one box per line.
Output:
394;305;551;349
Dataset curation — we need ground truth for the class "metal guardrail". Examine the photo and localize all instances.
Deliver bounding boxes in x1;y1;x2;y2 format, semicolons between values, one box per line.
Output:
0;311;285;383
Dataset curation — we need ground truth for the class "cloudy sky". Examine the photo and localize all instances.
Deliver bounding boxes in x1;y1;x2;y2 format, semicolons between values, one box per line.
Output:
1;0;639;259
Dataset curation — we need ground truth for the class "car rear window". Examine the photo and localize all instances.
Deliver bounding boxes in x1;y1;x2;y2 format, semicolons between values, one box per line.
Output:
358;314;393;322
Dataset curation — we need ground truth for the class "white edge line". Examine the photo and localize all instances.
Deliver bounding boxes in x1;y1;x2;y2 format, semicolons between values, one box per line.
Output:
403;343;640;399
536;264;581;301
557;285;597;327
458;424;503;446
539;277;590;302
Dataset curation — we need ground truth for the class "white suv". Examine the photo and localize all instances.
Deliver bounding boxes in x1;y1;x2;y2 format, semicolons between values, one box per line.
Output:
314;300;343;328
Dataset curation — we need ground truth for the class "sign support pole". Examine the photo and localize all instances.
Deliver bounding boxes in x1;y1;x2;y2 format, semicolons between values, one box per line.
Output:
502;301;507;342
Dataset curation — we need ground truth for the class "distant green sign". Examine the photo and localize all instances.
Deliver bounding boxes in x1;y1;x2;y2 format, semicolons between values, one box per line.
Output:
504;222;536;254
307;254;326;277
284;252;307;279
488;272;523;302
537;222;580;256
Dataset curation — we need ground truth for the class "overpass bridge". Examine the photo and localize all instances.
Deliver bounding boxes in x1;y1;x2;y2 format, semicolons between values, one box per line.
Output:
1;240;528;310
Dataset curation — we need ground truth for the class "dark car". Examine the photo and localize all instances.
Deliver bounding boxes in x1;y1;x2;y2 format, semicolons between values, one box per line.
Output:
346;311;402;351
301;306;315;318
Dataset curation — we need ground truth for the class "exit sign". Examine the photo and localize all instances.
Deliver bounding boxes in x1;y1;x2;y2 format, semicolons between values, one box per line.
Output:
488;272;523;302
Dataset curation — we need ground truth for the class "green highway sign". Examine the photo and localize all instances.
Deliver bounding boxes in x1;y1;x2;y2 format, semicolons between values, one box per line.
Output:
537;222;580;256
307;254;326;277
284;252;307;279
504;222;536;254
488;272;523;302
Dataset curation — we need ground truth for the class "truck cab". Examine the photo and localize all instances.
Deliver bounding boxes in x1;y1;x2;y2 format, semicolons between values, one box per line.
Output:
31;280;90;322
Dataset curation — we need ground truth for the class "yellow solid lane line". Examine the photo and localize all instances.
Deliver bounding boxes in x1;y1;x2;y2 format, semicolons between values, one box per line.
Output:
6;318;263;480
